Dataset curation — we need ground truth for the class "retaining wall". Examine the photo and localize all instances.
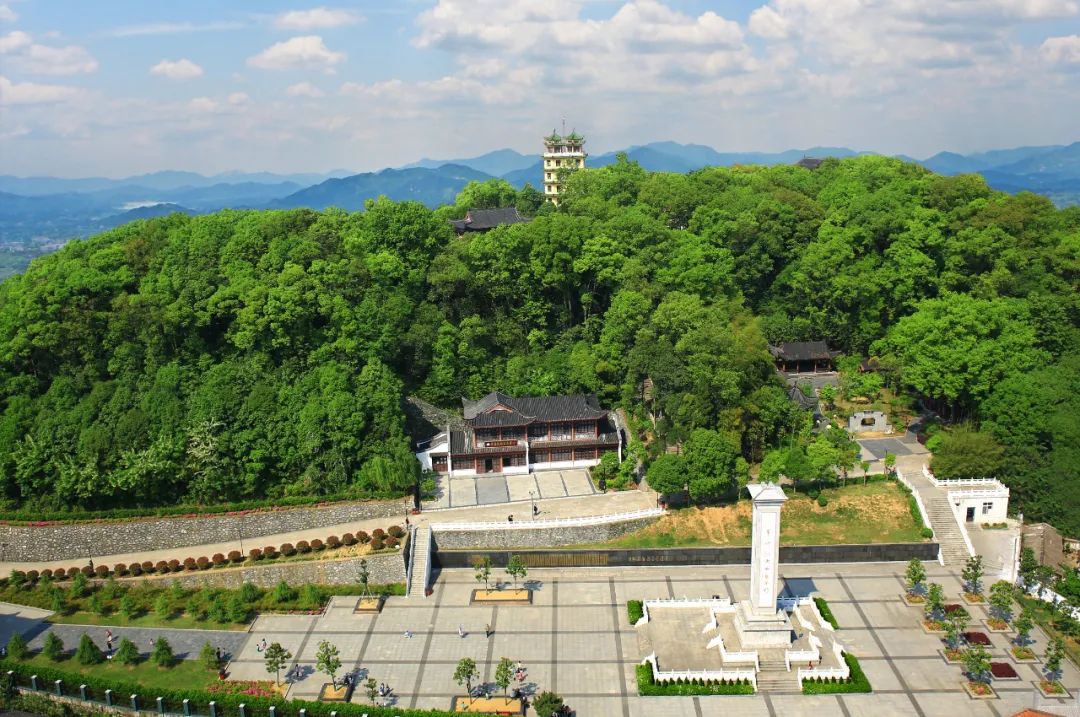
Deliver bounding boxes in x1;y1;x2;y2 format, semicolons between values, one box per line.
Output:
124;551;406;589
1;500;406;563
434;542;939;569
431;516;657;550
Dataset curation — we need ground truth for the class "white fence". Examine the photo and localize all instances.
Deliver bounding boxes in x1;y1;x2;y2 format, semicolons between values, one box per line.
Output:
896;469;933;532
641;653;757;690
786;633;823;672
637;597;733;627
797;641;850;685
922;466;1008;493
706;632;760;670
777;596;813;611
430;507;662;532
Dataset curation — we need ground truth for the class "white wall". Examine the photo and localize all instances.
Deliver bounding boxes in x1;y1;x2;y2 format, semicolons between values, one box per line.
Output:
955;495;1008;523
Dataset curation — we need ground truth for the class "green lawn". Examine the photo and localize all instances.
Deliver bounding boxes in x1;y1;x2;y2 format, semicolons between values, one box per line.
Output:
16;652;219;692
580;482;925;549
1017;594;1080;668
48;611;249;631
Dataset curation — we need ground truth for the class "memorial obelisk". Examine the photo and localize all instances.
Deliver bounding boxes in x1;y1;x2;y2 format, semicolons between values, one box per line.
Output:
734;482;793;648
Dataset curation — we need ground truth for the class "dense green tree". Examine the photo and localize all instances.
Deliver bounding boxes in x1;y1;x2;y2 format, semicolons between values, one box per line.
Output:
930;426;1006;479
645;453;686;497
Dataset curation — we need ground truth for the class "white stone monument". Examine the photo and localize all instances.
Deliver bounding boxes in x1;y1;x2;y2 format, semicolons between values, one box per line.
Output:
734;482;793;648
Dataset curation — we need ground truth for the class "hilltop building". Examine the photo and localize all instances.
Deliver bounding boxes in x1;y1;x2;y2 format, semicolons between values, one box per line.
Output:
449;207;530;234
769;341;839;373
415;392;621;476
543;129;586;205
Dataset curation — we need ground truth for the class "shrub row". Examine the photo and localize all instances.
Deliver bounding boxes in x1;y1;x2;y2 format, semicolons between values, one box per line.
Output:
813;596;840;630
1;657;451;717
10;524;407;584
893;479;935;539
635;664;755;696
801;653;872;694
627;600;644;625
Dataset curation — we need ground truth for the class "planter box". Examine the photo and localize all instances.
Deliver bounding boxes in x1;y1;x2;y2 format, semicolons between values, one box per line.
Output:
451;695;523;714
938;648;965;664
983;619;1010;633
354;596;384;614
318;684;349;702
470;589;532;605
989;662;1020;681
962;631;991;647
901;593;926;607
1009;646;1039;664
961;593;986;606
921;620;946;635
1035;681;1070;699
962;681;997;700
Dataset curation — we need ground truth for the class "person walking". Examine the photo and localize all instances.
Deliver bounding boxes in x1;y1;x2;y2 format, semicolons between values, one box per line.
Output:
484;623;492;638
458;624;465;638
404;629;412;638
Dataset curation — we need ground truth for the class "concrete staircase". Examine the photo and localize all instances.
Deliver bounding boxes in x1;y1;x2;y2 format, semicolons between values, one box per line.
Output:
920;492;971;566
755;654;800;694
406;526;432;598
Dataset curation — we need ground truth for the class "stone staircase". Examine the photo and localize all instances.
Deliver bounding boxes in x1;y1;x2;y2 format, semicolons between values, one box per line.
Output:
755;654;800;694
920;491;972;566
406;526;432;598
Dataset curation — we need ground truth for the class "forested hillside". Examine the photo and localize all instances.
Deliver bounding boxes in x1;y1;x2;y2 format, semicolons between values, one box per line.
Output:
0;156;1077;532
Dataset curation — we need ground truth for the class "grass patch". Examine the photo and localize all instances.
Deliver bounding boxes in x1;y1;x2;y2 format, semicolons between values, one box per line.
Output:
628;600;644;625
635;664;754;695
1017;594;1080;668
15;652;218;692
801;653;872;694
583;482;925;549
814;597;839;629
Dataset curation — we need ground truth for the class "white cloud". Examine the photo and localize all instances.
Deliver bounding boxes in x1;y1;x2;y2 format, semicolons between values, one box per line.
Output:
0;5;17;23
150;58;204;80
227;92;249;105
749;6;790;39
274;7;360;30
286;81;325;97
109;21;245;38
1041;34;1080;63
0;30;30;53
247;35;345;72
0;74;82;104
188;96;218;113
0;31;98;75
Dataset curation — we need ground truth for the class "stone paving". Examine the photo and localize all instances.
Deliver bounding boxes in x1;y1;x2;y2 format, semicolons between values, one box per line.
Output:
425;469;598;510
222;563;1080;716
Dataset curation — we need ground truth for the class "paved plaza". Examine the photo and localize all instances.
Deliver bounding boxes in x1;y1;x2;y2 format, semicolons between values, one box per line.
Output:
424;469;598;510
224;563;1080;717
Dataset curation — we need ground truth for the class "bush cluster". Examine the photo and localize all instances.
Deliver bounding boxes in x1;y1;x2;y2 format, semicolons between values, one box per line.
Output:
627;600;644;625
635;664;755;695
813;597;839;630
801;653;872;694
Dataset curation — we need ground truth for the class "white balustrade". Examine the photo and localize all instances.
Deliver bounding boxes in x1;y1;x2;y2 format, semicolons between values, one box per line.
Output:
642;654;756;689
797;642;850;684
706;632;760;670
896;469;933;532
430;507;661;532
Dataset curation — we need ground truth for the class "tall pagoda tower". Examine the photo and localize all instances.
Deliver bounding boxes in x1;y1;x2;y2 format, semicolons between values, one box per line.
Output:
542;127;586;205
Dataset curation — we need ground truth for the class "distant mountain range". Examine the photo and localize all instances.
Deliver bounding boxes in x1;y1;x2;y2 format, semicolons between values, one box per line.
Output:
2;140;1078;272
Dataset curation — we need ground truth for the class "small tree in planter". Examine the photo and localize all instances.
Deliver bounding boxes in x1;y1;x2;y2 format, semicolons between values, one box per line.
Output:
1044;637;1065;684
475;556;493;592
454;657;479;703
264;642;292;686
1013;609;1034;649
963;643;991;689
944;610;969;658
905;558;926;599
961;555;984;600
357;559;370;598
495;657;515;704
199;641;219;671
506;555;527;590
315;640;342;689
924;583;945;625
987;581;1013;628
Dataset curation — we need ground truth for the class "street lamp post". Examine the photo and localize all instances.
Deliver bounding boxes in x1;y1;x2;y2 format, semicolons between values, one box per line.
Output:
529;491;536;519
237;525;244;556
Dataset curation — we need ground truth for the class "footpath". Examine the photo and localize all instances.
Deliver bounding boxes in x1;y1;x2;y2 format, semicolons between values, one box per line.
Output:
0;490;654;574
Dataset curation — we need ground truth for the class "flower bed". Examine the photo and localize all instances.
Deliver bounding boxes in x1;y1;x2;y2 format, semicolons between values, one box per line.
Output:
962;593;985;604
1038;680;1067;696
986;618;1008;631
635;664;755;696
963;681;996;699
943;648;965;663
207;681;280;698
944;604;969;617
989;662;1019;680
963;631;991;646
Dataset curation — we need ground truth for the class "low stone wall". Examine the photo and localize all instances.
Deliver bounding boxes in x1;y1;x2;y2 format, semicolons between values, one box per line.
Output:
125;551;406;589
431;516;657;551
434;542;939;569
1;500;406;563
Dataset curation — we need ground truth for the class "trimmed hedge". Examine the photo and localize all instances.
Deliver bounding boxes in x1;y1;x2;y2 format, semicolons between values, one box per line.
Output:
628;599;644;625
814;597;839;629
636;664;755;695
801;652;872;694
1;658;452;717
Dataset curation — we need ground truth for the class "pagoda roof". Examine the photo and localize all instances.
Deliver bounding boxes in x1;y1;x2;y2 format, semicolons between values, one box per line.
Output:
544;129;562;142
462;392;608;426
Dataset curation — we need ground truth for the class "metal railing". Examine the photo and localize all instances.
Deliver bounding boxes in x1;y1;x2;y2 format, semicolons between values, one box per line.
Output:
430;507;662;532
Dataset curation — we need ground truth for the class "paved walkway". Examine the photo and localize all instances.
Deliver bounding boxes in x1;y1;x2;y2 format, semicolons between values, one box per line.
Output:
425;469;598;509
222;563;1080;716
0;490;654;574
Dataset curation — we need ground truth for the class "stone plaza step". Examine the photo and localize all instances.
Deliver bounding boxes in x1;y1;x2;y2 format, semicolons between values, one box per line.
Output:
407;526;432;598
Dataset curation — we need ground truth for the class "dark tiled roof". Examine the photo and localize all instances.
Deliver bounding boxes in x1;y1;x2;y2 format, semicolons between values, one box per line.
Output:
450;207;529;233
795;157;824;170
788;385;818;411
769;341;838;362
462;392;607;427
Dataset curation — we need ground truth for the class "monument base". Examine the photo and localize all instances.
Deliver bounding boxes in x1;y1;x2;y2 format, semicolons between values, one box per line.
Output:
733;600;793;649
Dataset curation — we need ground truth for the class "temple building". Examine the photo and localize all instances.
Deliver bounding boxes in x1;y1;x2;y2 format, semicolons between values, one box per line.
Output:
769;341;840;374
449;207;530;235
415;392;621;476
543;129;586;205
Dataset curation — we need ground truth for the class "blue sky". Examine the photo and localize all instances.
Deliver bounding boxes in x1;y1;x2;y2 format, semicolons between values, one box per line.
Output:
2;0;1079;177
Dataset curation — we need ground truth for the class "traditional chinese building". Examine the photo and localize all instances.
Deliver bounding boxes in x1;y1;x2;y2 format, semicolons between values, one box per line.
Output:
415;392;621;475
769;341;840;373
449;207;530;235
543;129;586;205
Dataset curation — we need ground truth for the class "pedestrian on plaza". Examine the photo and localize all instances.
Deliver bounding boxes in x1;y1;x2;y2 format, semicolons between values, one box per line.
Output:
458;624;465;638
149;637;155;650
532;504;539;517
507;514;514;523
404;629;412;638
485;623;492;638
